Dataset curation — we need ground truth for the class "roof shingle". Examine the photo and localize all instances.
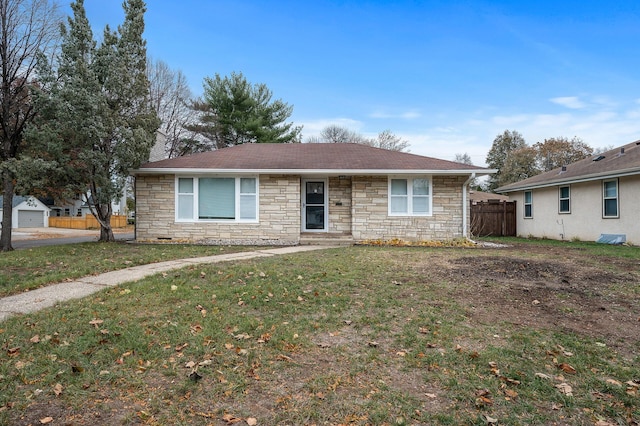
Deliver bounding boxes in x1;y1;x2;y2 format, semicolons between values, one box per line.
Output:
136;143;488;173
496;140;640;192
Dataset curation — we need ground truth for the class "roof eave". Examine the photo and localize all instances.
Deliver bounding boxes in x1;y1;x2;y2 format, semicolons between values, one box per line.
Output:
131;168;496;176
496;167;640;193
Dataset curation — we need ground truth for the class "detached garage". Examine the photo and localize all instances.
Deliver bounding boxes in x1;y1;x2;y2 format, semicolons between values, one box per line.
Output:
0;196;50;228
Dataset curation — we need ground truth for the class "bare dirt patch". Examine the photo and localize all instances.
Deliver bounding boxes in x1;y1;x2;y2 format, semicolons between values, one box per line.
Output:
414;245;640;358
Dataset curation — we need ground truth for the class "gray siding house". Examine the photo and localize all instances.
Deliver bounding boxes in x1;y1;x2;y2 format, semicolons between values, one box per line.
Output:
496;140;640;244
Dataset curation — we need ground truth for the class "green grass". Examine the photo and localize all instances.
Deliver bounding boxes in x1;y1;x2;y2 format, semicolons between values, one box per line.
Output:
0;243;638;425
0;242;258;297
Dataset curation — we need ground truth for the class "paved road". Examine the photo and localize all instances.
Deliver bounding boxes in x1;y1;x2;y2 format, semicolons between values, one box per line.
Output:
12;232;135;249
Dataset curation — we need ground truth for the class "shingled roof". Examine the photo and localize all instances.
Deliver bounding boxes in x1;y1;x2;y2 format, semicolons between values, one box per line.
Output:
134;143;491;175
496;140;640;193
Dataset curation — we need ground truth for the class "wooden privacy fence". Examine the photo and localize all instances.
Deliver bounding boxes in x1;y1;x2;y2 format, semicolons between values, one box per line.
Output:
49;215;127;229
470;200;516;237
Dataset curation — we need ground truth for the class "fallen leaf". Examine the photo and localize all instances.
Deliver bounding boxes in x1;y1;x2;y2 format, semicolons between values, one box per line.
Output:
557;363;576;374
535;372;552;380
555;383;573;396
39;417;53;424
425;393;437;398
53;383;63;396
606;378;622;387
485;415;498;424
185;361;196;368
88;319;103;327
222;413;243;424
504;389;518;398
368;341;379;347
246;417;258;426
7;347;20;357
30;335;40;343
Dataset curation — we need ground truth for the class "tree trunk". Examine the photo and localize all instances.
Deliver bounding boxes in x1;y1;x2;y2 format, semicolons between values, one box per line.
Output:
95;203;115;242
1;171;15;251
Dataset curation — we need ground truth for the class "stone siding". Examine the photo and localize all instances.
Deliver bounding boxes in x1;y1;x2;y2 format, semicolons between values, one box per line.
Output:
327;176;352;234
351;175;466;241
135;174;300;245
136;173;468;245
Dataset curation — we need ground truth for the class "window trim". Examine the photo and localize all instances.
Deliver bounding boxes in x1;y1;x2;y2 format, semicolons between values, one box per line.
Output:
388;177;432;217
558;185;570;214
175;176;259;223
602;179;619;219
523;190;533;219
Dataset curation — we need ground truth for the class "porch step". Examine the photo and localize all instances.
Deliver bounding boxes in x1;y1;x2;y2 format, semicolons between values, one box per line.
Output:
299;233;354;246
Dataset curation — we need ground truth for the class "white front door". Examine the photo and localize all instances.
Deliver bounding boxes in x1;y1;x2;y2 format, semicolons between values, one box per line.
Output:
302;179;328;232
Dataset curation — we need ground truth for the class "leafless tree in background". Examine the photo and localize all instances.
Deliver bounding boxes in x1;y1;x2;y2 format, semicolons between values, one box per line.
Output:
0;0;61;251
147;57;195;158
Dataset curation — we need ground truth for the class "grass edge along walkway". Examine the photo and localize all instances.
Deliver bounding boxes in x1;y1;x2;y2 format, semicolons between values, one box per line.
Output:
0;245;334;322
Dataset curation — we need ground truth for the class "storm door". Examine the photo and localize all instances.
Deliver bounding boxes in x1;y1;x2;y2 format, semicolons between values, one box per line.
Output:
302;179;327;231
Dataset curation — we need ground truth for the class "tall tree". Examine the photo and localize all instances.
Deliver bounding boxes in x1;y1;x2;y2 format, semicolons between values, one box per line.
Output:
307;125;410;152
26;0;159;242
147;58;195;158
188;71;301;150
485;130;527;191
534;136;593;171
0;0;61;251
498;146;540;187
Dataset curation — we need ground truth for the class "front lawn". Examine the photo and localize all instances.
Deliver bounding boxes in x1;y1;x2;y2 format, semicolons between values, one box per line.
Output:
0;243;257;297
1;243;639;425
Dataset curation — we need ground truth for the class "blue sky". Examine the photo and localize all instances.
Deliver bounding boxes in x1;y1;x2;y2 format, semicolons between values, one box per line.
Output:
68;1;640;165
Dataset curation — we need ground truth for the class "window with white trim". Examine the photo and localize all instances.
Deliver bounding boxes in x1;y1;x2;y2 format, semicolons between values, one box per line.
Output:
176;177;258;222
524;191;533;218
558;186;570;214
603;179;618;218
389;178;431;216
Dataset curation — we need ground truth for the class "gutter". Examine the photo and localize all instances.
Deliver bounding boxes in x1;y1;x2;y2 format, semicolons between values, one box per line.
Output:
462;172;476;238
131;167;496;176
496;167;640;193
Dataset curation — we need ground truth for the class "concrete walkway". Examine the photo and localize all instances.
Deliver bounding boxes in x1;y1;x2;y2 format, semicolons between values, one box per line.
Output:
0;245;334;322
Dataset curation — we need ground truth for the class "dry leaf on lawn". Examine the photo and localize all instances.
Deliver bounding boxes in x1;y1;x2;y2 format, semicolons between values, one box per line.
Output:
53;383;63;396
555;383;573;396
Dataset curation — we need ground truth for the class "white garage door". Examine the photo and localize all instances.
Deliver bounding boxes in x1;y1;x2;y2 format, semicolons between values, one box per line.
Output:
18;210;44;228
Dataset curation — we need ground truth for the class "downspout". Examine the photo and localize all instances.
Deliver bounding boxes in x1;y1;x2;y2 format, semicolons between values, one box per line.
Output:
462;173;476;238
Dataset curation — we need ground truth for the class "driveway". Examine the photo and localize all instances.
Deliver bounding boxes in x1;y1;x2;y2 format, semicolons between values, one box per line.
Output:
11;227;134;249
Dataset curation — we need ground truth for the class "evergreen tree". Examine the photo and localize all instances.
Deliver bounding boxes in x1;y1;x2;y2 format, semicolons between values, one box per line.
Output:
188;72;301;150
27;0;159;242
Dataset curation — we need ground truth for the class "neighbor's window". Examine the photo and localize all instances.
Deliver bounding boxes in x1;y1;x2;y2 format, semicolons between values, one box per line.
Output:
559;186;570;214
176;177;258;222
389;178;431;216
603;179;618;218
524;191;533;218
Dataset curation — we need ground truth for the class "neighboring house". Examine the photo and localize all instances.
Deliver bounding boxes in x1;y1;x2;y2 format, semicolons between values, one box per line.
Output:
0;196;50;228
495;140;640;244
131;143;494;245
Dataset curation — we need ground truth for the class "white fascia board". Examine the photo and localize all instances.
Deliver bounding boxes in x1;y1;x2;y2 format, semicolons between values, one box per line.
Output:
497;167;640;193
132;168;496;176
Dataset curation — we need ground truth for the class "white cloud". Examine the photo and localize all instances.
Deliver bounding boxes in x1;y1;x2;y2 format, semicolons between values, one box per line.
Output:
550;96;586;109
369;110;421;120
